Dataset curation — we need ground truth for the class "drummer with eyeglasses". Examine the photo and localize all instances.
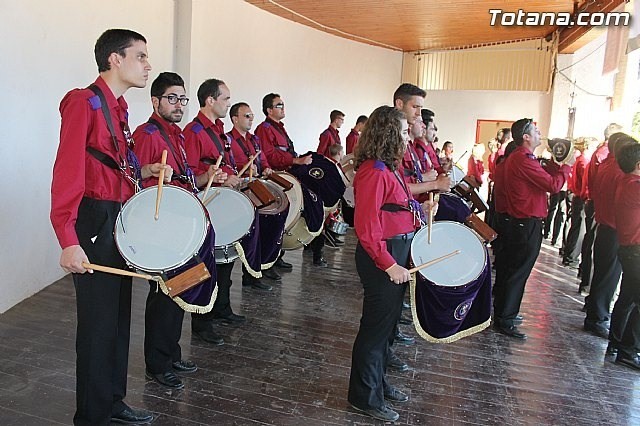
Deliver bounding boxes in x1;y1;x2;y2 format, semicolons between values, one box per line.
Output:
348;106;434;423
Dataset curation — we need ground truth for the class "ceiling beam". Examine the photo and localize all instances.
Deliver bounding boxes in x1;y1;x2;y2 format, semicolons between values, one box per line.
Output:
556;0;626;52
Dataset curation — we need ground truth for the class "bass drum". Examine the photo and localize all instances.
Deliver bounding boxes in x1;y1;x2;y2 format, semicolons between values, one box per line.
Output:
273;172;316;250
341;153;356;183
198;187;255;264
411;221;486;287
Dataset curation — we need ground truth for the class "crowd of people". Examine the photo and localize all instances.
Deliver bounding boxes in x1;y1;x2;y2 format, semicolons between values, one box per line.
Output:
49;29;640;425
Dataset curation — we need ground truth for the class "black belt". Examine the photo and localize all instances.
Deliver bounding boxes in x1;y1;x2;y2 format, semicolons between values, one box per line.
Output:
386;231;415;241
505;215;542;224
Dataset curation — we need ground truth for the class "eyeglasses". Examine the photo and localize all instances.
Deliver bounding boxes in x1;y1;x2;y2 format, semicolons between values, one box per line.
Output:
160;95;189;106
272;103;285;109
243;113;254;119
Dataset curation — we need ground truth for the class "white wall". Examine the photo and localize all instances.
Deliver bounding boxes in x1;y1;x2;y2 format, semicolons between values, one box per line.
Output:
0;0;402;313
423;90;553;164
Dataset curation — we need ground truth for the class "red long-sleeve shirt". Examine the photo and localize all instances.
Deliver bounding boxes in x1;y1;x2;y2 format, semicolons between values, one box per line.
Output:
504;146;570;219
346;129;359;155
592;155;624;228
414;139;444;174
51;76;136;249
132;113;193;191
183;111;235;179
615;173;640;246
467;157;484;186
254;117;295;171
570;153;590;198
227;128;271;176
316;126;340;157
584;142;608;200
354;160;417;271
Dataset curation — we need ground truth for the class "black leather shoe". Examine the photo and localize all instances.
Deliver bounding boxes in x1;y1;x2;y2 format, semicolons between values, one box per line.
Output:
251;279;273;291
313;257;329;267
384;386;410;403
616;353;640;371
145;370;184;389
606;343;618;357
514;314;524;325
214;312;246;325
172;359;197;373
387;351;409;372
394;330;415;345
402;301;411;310
584;321;609;339
262;267;282;281
399;315;413;325
111;407;154;424
192;328;224;345
350;403;399;422
275;257;293;270
494;323;527;339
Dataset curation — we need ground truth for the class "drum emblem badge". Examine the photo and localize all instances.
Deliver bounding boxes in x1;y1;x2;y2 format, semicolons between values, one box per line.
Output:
309;167;324;179
454;300;473;321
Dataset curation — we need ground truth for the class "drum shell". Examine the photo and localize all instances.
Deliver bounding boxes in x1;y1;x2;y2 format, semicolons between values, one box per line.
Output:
282;218;315;250
275;172;303;231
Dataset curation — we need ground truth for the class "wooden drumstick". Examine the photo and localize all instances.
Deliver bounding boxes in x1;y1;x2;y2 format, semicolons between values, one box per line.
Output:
203;189;221;206
154;150;168;221
408;250;460;274
427;192;434;244
202;155;223;200
82;262;153;280
236;150;261;177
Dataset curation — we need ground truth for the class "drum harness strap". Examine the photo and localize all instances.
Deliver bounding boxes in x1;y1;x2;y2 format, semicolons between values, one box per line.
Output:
86;84;143;193
147;118;197;192
233;134;263;175
380;170;426;227
269;121;298;157
194;117;238;174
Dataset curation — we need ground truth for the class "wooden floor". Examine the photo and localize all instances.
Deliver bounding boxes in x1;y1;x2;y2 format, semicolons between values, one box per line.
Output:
1;233;640;425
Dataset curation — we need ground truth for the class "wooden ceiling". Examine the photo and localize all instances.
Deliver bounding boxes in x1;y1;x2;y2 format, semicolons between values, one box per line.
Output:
245;0;625;53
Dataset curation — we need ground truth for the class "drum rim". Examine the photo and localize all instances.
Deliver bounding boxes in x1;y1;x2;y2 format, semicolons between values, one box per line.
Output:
114;185;209;273
198;186;256;246
240;177;290;215
275;171;303;230
411;220;487;287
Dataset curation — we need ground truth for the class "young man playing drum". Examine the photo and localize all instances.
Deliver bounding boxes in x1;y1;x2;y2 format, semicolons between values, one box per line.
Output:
51;29;168;425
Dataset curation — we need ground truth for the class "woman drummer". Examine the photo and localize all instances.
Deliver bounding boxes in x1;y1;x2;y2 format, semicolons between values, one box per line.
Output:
347;106;434;422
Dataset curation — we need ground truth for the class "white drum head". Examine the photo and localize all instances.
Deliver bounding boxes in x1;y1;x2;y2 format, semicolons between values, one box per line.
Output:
115;186;208;273
449;165;465;189
411;221;486;287
343;186;355;208
198;187;254;246
276;172;303;231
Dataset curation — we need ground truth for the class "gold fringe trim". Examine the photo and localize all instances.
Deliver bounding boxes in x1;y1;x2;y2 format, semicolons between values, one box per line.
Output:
233;242;262;279
409;273;491;344
156;278;218;314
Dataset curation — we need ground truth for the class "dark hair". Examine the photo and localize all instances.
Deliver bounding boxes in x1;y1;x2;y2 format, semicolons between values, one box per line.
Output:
496;141;517;166
607;132;631;158
94;29;147;73
421;108;435;124
197;78;225;107
354;106;406;170
443;141;453;150
393;83;426;103
511;118;533;146
328;143;343;157
617;142;640;173
356;115;368;125
150;72;184;98
499;128;512;144
330;110;345;122
262;93;280;116
230;102;250;118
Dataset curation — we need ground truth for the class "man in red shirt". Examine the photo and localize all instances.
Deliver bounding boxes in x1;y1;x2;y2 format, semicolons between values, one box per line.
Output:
609;141;640;369
346;115;367;155
493;119;572;339
414;109;445;176
584;133;633;339
317;109;344;157
183;78;245;346
579;123;623;294
50;29;164;425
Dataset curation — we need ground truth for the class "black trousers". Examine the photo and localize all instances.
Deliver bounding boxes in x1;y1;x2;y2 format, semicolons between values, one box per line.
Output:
144;283;184;374
579;200;596;291
309;234;325;259
544;191;567;244
348;241;409;410
493;217;543;327
563;194;585;265
192;261;234;330
609;246;640;357
492;212;510;295
73;198;131;426
585;224;621;326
